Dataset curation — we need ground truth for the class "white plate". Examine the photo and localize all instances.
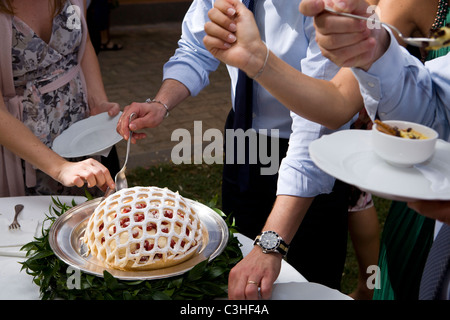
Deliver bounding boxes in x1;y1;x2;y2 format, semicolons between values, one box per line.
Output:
309;130;450;202
52;112;123;158
271;282;353;300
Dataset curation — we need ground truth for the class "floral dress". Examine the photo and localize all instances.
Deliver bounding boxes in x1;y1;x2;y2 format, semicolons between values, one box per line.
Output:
11;1;100;196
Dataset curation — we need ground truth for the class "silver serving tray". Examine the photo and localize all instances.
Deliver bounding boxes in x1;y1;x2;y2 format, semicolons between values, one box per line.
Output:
49;197;229;280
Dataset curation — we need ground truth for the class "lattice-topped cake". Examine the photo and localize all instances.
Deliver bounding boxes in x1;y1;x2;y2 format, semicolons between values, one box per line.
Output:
83;186;203;271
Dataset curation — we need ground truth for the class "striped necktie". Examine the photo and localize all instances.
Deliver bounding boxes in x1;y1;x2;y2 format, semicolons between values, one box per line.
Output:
229;0;255;192
419;223;450;300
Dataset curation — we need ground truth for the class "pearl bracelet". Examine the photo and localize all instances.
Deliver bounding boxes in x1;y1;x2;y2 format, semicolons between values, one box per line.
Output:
145;98;170;118
251;41;269;80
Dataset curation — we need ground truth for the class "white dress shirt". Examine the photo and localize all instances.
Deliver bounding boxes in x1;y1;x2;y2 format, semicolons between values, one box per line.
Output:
163;0;350;197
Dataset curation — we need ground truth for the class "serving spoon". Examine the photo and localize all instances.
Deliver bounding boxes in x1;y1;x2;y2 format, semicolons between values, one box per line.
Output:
103;112;136;199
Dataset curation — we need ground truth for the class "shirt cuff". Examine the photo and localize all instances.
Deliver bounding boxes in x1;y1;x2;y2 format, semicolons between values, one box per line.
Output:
277;158;335;197
163;62;207;97
351;29;405;120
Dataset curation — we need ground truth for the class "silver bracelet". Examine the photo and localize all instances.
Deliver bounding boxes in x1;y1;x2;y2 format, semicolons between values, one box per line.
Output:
251;41;269;80
145;98;170;118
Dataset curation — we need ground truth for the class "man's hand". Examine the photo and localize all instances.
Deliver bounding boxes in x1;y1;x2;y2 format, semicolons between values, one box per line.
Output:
116;101;167;143
408;200;450;225
300;0;389;70
228;247;282;300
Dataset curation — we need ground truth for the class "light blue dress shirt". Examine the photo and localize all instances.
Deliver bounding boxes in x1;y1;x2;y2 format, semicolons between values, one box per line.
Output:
352;32;450;300
163;0;350;197
352;30;450;142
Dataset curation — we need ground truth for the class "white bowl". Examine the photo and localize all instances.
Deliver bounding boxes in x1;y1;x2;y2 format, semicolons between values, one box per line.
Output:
372;120;438;167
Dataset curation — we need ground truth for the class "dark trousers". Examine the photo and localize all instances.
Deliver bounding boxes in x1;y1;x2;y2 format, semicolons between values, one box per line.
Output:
222;110;349;289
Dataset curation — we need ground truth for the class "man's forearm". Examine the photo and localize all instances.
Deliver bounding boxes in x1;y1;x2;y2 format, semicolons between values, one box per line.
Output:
153;79;191;112
261;195;314;244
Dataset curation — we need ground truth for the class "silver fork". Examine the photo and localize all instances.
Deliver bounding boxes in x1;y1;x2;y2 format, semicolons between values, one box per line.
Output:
324;6;442;48
8;204;24;230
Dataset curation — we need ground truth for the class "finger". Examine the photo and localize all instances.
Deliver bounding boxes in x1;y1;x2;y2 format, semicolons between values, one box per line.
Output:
116;108;130;137
259;277;274;300
208;7;236;31
117;107;138;139
72;176;85;188
130;111;161;131
91;164;108;188
299;0;325;17
228;267;248;300
130;132;147;144
315;28;370;51
204;21;236;44
203;34;232;54
322;37;376;67
213;0;239;17
99;166;115;189
81;169;97;188
108;103;121;117
315;13;367;35
327;0;370;15
244;278;261;300
84;159;115;189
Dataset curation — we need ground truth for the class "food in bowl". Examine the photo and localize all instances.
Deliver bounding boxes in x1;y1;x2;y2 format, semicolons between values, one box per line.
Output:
83;186;203;271
372;120;438;167
374;120;428;139
426;25;450;50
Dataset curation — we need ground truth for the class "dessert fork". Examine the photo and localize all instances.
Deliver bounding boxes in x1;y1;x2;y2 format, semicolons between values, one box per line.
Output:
8;204;24;230
324;6;442;48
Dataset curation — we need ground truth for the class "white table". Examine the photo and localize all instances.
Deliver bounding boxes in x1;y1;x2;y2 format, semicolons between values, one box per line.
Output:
0;196;350;300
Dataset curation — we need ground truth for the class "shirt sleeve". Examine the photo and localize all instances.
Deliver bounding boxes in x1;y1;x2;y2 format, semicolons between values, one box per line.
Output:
351;29;450;140
276;16;349;198
162;0;221;97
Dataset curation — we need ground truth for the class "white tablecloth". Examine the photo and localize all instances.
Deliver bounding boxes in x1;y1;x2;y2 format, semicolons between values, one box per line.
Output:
0;196;350;300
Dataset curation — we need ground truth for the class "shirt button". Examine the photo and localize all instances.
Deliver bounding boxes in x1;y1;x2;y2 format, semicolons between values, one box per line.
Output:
368;82;375;88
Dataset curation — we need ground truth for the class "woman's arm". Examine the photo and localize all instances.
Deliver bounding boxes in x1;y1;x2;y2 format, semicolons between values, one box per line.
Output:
80;1;120;116
0;96;115;190
203;0;363;129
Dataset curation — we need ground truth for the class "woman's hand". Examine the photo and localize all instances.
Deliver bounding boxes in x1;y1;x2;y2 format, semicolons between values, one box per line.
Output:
89;100;121;117
55;158;115;192
203;0;268;78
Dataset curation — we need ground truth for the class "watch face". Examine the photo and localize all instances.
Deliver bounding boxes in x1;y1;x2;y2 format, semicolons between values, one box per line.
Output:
260;231;280;250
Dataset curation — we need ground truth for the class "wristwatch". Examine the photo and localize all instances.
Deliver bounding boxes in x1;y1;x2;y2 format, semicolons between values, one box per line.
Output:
254;231;289;258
